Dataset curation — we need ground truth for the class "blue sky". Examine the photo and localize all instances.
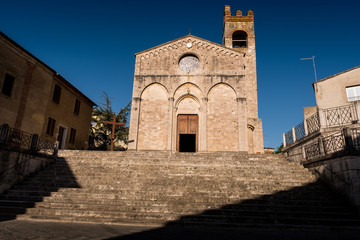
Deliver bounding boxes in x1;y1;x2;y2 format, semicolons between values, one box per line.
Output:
1;0;359;148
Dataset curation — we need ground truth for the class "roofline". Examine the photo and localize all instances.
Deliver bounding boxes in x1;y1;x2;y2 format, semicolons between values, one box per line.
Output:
135;34;241;56
312;65;360;87
0;31;96;107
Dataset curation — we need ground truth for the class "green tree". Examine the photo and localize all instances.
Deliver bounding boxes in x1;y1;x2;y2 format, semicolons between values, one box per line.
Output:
89;92;131;150
275;143;283;154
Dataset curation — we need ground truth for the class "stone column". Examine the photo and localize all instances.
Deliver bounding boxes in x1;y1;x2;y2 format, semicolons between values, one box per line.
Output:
302;145;306;160
318;109;327;129
318;137;325;156
354;101;360;122
237;97;248;152
304;119;309;136
168;97;174;151
172;106;178;152
282;133;287;148
201;97;208;152
343;127;354;152
128;97;141;150
292;127;296;143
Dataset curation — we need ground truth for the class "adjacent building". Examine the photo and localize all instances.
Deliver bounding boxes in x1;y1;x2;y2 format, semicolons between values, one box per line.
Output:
282;66;360;209
283;65;360;158
128;5;264;153
0;31;95;150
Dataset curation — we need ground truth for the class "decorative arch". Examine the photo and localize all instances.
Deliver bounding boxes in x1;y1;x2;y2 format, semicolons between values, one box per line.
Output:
175;94;200;108
175;94;201;116
207;82;237;99
207;83;238;151
173;82;203;101
137;83;169;150
140;82;169;98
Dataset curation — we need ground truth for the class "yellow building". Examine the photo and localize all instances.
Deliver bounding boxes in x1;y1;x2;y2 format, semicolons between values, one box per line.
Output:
0;31;95;150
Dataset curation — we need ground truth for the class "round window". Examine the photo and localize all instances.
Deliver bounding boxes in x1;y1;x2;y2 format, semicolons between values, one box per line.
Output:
179;54;199;73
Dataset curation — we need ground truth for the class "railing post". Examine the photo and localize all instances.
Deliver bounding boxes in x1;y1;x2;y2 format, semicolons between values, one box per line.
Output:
318;137;325;156
301;145;306;160
53;141;59;157
318;109;327;129
282;133;287;148
354;101;360;122
304;119;309;136
30;134;39;152
292;127;296;143
0;124;9;147
343;127;354;153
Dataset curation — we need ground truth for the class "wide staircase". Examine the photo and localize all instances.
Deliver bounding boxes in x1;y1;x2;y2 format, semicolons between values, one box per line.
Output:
1;150;360;231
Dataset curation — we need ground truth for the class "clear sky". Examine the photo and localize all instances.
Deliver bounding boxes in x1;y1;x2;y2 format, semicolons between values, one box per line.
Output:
1;0;359;149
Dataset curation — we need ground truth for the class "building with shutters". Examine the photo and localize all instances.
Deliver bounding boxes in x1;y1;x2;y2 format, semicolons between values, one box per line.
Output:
0;31;95;150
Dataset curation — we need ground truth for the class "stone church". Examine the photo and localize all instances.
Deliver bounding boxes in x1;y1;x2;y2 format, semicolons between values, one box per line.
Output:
128;5;264;153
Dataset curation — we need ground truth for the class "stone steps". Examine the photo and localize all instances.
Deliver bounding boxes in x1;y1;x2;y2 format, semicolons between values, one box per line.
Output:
11;182;325;193
0;150;359;230
1;204;357;222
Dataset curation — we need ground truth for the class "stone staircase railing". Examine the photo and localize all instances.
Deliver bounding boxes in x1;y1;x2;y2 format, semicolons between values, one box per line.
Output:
283;102;360;148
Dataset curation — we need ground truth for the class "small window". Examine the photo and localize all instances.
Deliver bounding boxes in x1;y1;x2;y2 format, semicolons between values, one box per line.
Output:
1;74;15;97
74;99;81;115
69;128;76;144
232;30;247;48
346;86;360;102
46;117;56;136
52;84;61;104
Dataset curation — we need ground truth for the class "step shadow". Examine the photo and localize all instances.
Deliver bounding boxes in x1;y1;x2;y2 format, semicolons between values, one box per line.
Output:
0;157;80;222
106;180;360;240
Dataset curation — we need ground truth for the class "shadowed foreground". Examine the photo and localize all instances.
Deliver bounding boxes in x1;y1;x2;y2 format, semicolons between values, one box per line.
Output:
0;219;359;240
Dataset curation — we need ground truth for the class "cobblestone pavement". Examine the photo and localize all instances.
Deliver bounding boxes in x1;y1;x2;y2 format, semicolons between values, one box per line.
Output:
0;219;359;240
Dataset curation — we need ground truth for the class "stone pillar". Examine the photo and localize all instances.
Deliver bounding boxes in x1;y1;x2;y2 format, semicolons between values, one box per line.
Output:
168;97;174;151
128;97;141;150
172;106;178;152
354;101;360;122
237;97;248;152
304;119;309;136
30;134;39;152
318;109;327;129
292;127;296;143
201;97;208;152
343;127;354;152
302;145;306;160
53;141;59;157
318;137;325;156
282;133;287;148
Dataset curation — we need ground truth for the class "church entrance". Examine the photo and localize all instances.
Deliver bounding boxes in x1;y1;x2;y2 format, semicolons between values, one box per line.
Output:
177;114;198;152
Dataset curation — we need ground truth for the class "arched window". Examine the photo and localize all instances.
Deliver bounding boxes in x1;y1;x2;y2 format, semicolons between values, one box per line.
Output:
232;30;247;48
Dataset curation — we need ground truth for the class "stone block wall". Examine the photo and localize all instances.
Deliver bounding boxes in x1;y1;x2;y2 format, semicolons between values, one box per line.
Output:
0;149;54;194
306;155;360;210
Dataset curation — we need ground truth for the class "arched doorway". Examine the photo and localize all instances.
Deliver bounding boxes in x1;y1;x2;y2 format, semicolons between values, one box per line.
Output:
177;114;198;152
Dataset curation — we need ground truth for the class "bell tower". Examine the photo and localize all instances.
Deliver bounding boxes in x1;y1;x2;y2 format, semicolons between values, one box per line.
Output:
222;5;262;153
222;5;255;53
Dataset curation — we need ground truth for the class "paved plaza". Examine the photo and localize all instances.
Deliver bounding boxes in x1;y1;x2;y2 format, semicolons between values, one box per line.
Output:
0;219;359;240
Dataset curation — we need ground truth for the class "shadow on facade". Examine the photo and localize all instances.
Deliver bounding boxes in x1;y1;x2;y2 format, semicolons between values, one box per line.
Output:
0;156;80;222
107;180;360;240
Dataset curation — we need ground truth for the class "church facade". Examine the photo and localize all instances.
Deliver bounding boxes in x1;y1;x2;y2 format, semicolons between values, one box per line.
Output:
128;5;264;153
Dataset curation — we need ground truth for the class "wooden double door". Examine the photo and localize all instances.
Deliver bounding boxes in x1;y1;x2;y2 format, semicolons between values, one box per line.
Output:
177;114;198;152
